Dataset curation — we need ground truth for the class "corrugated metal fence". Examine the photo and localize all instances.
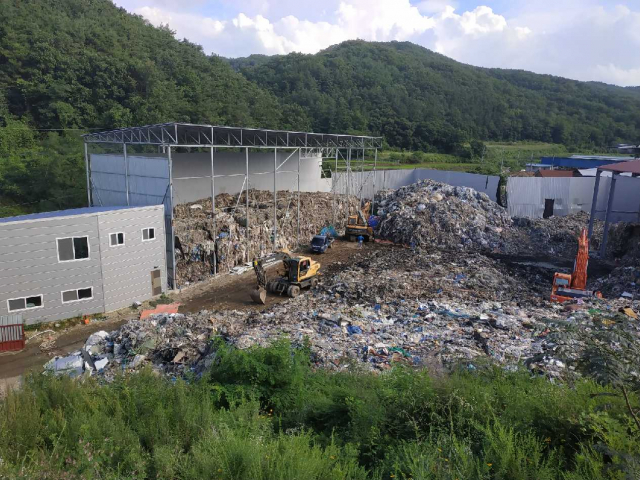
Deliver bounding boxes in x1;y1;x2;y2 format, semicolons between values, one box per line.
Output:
0;314;25;353
507;176;640;221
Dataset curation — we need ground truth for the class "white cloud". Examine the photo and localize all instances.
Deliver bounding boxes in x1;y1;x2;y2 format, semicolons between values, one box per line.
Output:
116;0;640;86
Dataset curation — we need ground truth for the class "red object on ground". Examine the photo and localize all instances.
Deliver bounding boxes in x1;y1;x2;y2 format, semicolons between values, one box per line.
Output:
140;303;181;320
0;323;25;353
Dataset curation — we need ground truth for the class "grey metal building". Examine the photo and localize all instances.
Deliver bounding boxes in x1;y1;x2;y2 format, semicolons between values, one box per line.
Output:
0;205;166;325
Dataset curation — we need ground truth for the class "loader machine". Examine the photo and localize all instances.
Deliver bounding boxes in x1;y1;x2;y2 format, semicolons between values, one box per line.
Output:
251;249;320;304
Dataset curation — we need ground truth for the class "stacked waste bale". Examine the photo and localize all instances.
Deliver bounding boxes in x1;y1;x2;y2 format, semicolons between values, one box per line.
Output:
173;190;355;285
374;180;512;250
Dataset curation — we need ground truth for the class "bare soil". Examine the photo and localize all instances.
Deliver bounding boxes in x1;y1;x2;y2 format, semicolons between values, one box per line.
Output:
177;239;380;313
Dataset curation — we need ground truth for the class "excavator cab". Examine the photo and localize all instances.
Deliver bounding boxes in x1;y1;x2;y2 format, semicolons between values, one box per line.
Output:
285;258;314;282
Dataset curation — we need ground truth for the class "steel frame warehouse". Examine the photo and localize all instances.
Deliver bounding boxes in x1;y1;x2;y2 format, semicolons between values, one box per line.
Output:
83;123;382;288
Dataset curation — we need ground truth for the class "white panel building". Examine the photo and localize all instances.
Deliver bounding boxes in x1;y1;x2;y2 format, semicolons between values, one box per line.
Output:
0;205;166;325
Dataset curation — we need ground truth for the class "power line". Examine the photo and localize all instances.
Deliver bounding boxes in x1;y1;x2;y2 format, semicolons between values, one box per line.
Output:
0;127;105;131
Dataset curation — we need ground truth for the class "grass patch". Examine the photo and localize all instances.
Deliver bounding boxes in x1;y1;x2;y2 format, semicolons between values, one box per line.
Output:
1;339;638;478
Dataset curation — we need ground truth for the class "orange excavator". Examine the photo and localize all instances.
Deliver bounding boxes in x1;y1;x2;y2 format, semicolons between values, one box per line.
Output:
550;227;602;302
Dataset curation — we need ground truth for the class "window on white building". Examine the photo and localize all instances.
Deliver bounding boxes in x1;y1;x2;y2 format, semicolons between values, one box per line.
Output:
142;227;156;241
7;295;43;312
57;236;89;261
109;232;125;247
61;287;94;303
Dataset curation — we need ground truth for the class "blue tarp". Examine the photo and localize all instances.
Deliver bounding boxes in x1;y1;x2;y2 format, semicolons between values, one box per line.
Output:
540;157;626;169
320;226;338;238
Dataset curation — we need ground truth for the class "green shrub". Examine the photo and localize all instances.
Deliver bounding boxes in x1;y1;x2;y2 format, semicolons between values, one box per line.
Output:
1;341;638;479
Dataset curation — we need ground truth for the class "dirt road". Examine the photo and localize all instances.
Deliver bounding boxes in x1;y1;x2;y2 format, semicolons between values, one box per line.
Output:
178;239;374;313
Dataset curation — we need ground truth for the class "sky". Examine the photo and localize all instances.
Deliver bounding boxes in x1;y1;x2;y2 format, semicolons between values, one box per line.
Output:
113;0;640;86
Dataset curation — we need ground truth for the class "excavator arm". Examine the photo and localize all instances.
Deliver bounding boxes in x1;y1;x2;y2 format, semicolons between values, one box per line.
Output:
356;201;371;226
550;227;601;302
570;228;589;290
251;258;268;304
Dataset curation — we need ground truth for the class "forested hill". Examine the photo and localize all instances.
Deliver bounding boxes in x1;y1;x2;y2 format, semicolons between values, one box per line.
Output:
0;0;284;130
0;0;284;216
230;41;640;151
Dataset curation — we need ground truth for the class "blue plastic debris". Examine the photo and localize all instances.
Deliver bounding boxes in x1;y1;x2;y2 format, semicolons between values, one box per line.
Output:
347;325;363;335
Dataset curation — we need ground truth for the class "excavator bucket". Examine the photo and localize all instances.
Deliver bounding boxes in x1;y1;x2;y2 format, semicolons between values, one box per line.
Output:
250;287;267;304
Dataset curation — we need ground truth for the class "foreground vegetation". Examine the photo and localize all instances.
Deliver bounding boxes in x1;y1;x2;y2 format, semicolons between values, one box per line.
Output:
1;340;638;479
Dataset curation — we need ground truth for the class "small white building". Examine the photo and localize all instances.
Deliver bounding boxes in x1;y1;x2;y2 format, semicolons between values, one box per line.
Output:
0;205;166;325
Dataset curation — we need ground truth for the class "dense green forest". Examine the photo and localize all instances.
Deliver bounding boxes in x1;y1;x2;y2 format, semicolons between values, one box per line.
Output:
0;0;284;216
1;0;639;216
230;41;640;152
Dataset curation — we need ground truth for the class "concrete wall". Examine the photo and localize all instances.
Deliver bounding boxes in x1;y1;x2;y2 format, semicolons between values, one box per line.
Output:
333;169;500;202
0;206;166;325
506;176;640;222
97;206;166;312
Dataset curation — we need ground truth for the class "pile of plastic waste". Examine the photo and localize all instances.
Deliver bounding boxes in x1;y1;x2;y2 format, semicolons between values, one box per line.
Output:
374;180;512;250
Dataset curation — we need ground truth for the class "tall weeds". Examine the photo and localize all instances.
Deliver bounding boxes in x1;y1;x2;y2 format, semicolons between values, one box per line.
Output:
0;339;638;479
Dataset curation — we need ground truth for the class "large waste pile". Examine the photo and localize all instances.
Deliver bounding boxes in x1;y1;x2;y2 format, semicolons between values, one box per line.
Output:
507;212;603;258
173;190;357;285
374;180;512;251
45;180;640;385
59;245;638;383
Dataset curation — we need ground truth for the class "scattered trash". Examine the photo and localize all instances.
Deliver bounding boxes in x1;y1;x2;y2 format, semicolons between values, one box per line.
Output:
621;307;638;319
43;181;640;383
347;325;363;335
44;353;84;377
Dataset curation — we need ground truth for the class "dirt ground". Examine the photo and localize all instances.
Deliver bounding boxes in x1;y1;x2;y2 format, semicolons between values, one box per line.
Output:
0;239;382;392
178;239;377;313
0;312;136;394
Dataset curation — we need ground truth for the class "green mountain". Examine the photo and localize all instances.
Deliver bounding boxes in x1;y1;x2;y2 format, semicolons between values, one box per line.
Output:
0;0;283;216
0;0;281;130
230;41;640;151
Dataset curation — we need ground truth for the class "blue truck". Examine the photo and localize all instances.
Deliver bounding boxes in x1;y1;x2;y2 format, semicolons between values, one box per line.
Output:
310;235;334;253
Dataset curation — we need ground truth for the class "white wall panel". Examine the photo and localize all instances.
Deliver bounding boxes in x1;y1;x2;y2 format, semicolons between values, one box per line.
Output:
507;176;640;222
333;169;499;202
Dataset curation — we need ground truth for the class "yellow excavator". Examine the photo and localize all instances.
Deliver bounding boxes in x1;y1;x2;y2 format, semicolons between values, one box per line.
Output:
250;249;320;304
346;201;374;242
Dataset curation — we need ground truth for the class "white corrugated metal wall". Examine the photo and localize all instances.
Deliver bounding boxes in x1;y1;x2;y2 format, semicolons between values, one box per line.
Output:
507;176;640;222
